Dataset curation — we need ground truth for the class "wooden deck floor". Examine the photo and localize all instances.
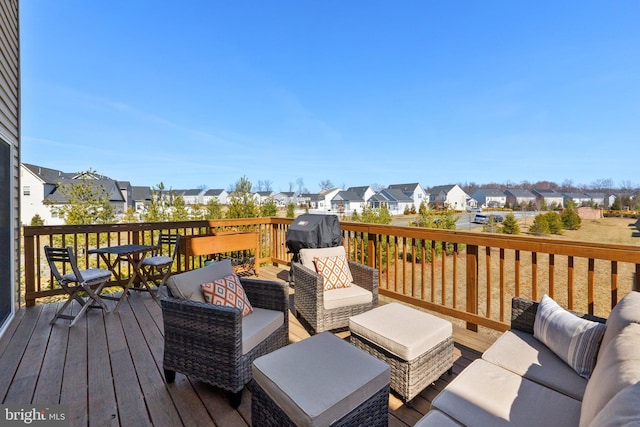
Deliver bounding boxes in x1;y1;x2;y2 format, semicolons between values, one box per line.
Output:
0;266;494;427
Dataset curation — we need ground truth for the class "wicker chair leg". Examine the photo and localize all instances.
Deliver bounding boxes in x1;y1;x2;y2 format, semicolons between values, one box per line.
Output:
230;391;242;409
164;369;176;383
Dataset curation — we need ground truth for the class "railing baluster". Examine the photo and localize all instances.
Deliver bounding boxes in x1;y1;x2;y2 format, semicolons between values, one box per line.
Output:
486;246;491;318
611;260;618;309
532;252;538;301
568;256;574;310
588;258;595;314
549;254;555;300
499;248;505;322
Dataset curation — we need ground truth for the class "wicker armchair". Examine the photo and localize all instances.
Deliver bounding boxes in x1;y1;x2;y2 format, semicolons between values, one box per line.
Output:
292;251;378;334
161;278;289;408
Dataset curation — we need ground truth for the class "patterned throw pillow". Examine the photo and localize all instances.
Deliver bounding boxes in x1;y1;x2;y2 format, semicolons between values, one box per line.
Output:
201;273;253;316
533;294;605;379
314;255;353;291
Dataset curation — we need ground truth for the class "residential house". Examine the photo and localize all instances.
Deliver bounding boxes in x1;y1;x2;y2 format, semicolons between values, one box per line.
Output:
132;186;151;213
203;189;228;205
387;183;428;211
347;186;375;203
331;190;365;215
178;189;205;206
273;191;296;207
584;192;606;207
428;184;469;211
254;191;275;205
1;0;21;336
471;188;507;209
532;188;564;210
563;192;593;207
369;189;414;215
20;164;128;225
298;193;323;209
504;189;536;209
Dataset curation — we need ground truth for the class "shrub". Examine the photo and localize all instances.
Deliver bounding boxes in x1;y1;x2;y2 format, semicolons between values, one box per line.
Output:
30;214;45;226
529;214;550;236
561;208;582;230
500;214;520;235
545;212;563;234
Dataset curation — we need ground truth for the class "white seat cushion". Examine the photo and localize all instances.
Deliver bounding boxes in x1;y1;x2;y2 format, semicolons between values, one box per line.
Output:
432;359;582;427
241;307;284;355
323;284;372;310
482;329;588;400
252;332;389;427
349;303;452;361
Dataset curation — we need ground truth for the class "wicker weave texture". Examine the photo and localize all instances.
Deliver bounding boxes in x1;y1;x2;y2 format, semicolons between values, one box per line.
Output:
292;260;379;334
350;333;454;402
251;379;389;427
161;278;289;394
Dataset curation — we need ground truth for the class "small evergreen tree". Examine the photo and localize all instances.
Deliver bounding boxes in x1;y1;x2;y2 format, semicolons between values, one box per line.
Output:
500;214;520;234
226;176;259;218
30;214;45;226
260;197;278;217
205;198;223;219
122;206;137;223
418;201;428;216
169;194;189;221
529;214;550;236
544;212;563;234
286;202;296;218
561;208;582;230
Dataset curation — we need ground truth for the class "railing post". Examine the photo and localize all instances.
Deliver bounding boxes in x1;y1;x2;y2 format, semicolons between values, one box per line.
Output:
466;244;479;332
367;232;377;269
23;232;36;307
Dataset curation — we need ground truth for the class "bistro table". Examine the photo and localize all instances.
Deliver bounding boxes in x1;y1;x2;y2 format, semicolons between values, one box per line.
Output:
88;244;159;312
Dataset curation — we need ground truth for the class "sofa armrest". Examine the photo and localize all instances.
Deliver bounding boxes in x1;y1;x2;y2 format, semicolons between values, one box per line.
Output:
240;278;289;314
511;296;607;334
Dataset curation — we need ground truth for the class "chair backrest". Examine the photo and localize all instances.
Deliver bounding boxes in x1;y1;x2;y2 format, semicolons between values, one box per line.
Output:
157;233;180;260
44;246;84;285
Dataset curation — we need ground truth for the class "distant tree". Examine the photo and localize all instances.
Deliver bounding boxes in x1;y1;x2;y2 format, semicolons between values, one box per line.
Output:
169;194;189;221
30;214;45;226
544;212;563;234
529;214;550;236
47;171;115;224
296;177;307;195
319;180;333;191
227;176;259;218
122;206;137;223
205;198;223;219
260;198;278;217
418;201;428;216
351;210;360;222
403;206;411;215
357;205;392;225
370;183;383;192
286;202;296;218
500;214;520;234
561;208;582;230
145;182;170;222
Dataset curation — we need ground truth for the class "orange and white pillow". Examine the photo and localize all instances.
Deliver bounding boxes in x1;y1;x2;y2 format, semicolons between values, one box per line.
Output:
201;273;253;316
314;255;353;291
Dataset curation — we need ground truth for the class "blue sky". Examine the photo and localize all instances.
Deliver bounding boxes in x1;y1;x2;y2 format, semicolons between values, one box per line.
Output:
20;1;640;193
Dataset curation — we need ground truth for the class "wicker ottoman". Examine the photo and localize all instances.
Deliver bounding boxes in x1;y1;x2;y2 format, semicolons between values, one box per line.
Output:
251;332;390;427
349;303;454;403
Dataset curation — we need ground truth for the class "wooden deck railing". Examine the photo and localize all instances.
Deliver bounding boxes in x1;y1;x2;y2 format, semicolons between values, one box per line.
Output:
23;218;640;333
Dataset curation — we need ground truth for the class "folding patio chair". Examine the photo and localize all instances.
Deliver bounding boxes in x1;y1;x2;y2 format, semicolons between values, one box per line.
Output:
45;246;112;326
139;233;180;298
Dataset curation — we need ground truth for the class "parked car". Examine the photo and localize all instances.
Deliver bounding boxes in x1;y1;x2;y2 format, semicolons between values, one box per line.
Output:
488;214;504;223
467;207;482;213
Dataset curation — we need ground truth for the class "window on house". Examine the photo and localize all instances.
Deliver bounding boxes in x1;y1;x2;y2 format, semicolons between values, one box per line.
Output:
23;185;30;196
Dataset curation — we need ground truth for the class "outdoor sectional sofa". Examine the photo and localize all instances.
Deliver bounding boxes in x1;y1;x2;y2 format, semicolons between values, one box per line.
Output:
416;291;640;426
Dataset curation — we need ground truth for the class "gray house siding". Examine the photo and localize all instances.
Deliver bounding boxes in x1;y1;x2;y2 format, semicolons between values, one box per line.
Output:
0;0;20;335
